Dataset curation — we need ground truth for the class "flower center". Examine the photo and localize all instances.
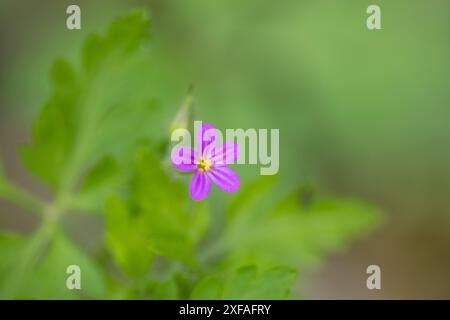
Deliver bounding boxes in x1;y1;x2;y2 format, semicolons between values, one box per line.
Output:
196;156;212;172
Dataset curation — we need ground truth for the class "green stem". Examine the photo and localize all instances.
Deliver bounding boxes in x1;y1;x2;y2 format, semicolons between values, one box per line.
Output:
0;182;45;216
4;187;70;297
5;202;62;297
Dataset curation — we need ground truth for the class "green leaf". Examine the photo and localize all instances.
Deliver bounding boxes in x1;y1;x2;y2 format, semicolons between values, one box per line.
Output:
20;59;79;189
20;10;162;204
71;156;122;213
105;148;209;277
80;156;119;192
105;196;155;278
26;233;107;299
221;178;382;269
0;232;26;287
133;149;208;264
222;266;297;300
82;10;150;74
151;278;179;299
191;266;297;300
190;276;221;300
188;201;210;246
0;232;106;299
226;175;277;219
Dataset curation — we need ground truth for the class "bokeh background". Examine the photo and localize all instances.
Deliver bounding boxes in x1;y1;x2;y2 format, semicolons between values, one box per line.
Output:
1;0;449;299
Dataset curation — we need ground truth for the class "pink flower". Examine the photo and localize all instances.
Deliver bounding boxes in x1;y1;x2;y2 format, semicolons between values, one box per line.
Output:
171;123;240;201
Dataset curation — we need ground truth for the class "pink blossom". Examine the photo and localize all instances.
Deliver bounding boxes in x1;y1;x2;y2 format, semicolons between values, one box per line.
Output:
171;123;240;201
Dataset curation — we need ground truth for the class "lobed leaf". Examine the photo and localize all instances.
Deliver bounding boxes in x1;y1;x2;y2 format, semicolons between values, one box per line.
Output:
221;177;382;269
105;148;209;278
0;232;106;299
20;10;162;210
191;265;297;300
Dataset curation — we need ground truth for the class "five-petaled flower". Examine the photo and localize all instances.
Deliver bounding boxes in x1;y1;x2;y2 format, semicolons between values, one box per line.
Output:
171;123;240;201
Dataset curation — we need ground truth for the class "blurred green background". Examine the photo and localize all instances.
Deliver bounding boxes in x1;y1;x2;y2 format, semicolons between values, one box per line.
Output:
0;0;449;298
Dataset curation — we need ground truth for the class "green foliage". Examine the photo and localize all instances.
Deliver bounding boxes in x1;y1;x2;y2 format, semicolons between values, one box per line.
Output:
0;9;382;300
150;278;180;299
0;9;162;299
20;58;79;189
0;233;25;292
20;9;159;197
105;196;154;278
74;156;121;213
0;232;105;299
191;266;297;299
219;178;381;269
22;233;106;299
105;149;208;278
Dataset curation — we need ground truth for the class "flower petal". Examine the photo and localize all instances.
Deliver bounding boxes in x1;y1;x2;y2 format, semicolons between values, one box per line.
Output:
196;123;218;153
171;147;197;172
189;171;211;201
207;166;240;192
206;142;239;166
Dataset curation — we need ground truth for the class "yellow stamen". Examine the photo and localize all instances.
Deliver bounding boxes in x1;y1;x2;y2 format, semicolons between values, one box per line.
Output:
196;156;212;172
